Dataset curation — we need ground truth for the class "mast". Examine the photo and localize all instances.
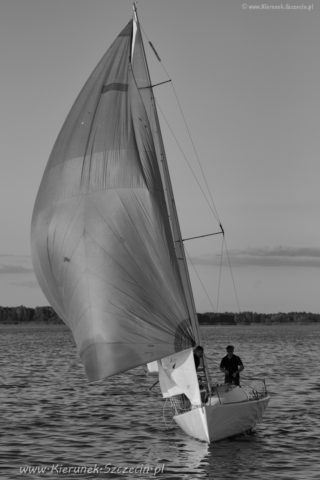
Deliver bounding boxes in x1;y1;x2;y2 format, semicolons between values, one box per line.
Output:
131;5;202;346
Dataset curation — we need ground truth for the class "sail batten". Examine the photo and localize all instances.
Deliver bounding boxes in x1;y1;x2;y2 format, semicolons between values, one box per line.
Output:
31;13;196;381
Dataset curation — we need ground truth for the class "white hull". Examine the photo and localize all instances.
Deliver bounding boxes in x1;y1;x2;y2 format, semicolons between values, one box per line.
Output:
173;386;270;443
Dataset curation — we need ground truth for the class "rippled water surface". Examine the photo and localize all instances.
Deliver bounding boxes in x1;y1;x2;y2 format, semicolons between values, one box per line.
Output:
1;323;319;479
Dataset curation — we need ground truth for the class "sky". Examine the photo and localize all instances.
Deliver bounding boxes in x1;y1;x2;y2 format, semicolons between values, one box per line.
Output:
0;0;319;313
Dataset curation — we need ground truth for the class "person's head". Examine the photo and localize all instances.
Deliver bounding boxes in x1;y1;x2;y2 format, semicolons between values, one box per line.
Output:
194;345;204;358
226;345;234;356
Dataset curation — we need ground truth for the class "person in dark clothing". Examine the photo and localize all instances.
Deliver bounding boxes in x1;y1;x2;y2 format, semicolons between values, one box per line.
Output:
220;345;244;386
193;346;204;371
193;345;209;403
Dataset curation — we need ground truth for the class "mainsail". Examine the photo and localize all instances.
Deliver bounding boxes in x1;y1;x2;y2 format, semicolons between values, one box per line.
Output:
31;9;200;381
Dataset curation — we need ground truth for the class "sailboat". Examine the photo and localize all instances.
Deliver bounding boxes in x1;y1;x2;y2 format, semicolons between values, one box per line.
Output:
31;4;269;443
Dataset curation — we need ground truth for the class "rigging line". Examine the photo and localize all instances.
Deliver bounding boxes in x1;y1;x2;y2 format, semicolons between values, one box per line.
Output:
167;80;221;223
223;236;241;313
217;238;224;313
156;100;220;223
139;79;172;89
140;21;241;316
185;248;216;312
139;22;221;223
148;41;161;62
182;231;223;242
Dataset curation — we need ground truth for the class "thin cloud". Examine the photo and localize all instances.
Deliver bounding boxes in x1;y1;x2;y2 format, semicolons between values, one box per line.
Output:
12;279;39;289
241;247;320;258
0;265;34;274
191;246;320;268
0;254;34;275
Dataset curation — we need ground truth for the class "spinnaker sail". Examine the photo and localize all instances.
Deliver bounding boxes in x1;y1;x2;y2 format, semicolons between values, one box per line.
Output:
31;11;198;381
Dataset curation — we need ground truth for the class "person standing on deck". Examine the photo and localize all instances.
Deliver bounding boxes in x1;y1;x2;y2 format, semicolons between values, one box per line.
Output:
193;345;209;403
220;345;244;386
193;346;204;371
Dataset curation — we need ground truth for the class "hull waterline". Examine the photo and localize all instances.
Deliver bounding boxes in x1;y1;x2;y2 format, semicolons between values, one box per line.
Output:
174;394;270;443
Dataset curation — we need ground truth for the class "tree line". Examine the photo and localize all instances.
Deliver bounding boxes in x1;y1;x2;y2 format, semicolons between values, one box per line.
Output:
0;306;319;324
198;311;320;324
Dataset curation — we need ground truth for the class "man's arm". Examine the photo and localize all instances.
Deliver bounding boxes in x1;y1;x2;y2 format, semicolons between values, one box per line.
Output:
220;358;228;374
237;357;244;372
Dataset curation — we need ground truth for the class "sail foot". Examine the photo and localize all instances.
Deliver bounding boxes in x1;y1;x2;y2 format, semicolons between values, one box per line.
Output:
80;340;177;381
81;341;141;381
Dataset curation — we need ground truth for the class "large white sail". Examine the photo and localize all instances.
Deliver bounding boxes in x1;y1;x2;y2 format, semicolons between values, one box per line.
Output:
31;18;196;381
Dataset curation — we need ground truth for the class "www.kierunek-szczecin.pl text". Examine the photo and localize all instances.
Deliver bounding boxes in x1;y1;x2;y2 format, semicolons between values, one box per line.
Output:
19;463;165;476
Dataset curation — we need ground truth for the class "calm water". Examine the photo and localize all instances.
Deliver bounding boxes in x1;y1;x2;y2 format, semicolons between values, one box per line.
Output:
0;323;319;480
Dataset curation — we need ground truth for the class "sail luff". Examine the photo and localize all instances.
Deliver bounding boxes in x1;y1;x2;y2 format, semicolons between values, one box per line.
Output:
131;10;202;346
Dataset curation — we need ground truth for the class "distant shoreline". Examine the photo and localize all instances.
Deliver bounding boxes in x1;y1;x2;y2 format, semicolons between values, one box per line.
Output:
197;311;320;325
0;306;319;325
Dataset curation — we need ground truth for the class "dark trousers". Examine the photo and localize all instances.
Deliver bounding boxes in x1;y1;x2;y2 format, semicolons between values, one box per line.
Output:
225;373;240;386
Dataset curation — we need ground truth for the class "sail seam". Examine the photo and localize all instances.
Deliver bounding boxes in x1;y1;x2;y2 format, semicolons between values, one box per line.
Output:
101;83;128;93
